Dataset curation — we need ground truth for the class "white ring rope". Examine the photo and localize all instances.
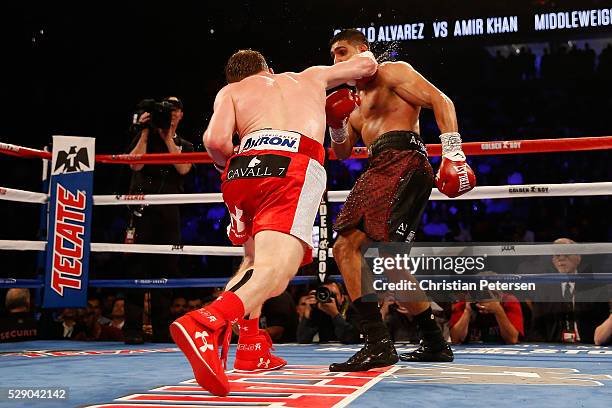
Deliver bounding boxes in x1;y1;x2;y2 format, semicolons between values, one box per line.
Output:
329;182;612;202
2;182;611;206
0;187;48;204
1;240;610;257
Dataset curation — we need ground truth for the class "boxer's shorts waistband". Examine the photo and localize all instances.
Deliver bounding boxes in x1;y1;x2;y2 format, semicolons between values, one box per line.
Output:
238;129;325;165
368;130;428;158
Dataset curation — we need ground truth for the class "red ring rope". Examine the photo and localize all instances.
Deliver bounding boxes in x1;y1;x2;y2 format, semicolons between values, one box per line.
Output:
2;136;612;165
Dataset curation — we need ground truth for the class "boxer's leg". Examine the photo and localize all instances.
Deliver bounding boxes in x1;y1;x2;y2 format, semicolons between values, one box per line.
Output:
170;231;302;394
385;158;453;362
232;230;305;315
332;229;370;301
330;228;398;372
225;238;255;299
229;236;287;371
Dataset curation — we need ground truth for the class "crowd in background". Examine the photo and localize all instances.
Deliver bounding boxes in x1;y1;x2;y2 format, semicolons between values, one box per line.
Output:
3;245;612;345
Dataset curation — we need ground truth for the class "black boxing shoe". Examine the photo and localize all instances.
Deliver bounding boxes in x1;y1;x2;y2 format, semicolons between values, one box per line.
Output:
398;341;454;362
329;335;399;372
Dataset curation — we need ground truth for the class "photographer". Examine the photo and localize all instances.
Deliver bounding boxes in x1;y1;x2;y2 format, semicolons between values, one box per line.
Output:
123;96;193;344
449;289;523;345
296;282;361;344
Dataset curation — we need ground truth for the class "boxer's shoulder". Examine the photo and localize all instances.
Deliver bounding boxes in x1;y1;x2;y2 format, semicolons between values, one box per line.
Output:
375;61;418;87
378;61;414;75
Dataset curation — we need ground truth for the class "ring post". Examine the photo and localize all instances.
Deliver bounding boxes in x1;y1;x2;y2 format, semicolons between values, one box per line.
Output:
42;136;95;308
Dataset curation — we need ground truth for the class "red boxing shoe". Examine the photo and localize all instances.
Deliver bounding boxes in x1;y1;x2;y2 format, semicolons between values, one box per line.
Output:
234;318;286;372
170;307;233;396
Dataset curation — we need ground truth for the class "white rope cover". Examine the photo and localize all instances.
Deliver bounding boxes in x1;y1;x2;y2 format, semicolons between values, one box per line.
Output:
329;182;612;202
94;193;224;205
0;187;47;204
2;182;611;206
1;240;610;257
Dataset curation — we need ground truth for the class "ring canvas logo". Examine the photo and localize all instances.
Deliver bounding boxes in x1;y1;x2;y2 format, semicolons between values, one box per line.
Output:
43;136;95;308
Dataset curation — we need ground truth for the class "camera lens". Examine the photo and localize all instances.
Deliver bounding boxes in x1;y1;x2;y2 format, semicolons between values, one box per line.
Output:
315;286;332;303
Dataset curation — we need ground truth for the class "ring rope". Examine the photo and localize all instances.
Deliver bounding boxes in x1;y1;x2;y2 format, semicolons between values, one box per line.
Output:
2;182;611;206
3;273;612;289
2;135;612;164
1;240;611;257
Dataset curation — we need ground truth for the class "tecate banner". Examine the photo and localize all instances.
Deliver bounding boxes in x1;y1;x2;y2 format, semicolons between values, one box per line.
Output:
43;136;95;308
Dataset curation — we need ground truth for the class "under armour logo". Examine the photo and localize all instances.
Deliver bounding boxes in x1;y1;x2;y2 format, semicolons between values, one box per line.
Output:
207;315;217;323
248;156;261;168
230;206;245;233
257;358;270;368
195;330;214;352
54;146;90;173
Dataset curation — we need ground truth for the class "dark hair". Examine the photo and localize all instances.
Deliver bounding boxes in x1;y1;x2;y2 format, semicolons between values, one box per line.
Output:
163;96;183;110
87;294;102;303
323;281;346;296
225;49;269;83
329;29;369;49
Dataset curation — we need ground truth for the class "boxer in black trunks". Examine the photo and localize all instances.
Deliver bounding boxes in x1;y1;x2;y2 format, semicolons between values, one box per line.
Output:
325;29;476;371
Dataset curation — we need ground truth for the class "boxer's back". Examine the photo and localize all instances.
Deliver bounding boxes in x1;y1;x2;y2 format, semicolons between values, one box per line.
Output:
230;72;327;144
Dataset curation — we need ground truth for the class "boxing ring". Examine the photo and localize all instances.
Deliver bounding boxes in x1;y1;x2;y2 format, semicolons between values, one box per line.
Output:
1;136;612;407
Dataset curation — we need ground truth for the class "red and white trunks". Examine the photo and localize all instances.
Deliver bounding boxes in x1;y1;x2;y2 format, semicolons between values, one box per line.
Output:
221;129;326;265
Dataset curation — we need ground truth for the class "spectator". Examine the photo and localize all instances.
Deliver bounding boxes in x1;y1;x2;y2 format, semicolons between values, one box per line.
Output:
380;299;419;343
187;297;203;312
110;298;126;330
73;306;124;342
123;96;193;344
58;308;78;339
39;308;79;340
529;238;610;343
0;288;37;342
169;296;188;318
297;282;360;344
380;300;450;344
101;293;116;320
152;295;188;343
594;305;612;346
260;291;298;343
88;295;111;326
450;285;523;344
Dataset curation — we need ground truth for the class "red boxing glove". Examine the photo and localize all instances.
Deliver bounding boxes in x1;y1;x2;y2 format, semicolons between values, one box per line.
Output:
325;88;360;129
435;132;476;198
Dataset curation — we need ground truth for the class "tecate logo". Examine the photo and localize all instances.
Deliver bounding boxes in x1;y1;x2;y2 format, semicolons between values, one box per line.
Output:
51;184;87;296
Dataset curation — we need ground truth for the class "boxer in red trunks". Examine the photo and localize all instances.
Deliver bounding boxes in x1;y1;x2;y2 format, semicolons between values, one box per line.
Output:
325;29;476;371
169;49;377;396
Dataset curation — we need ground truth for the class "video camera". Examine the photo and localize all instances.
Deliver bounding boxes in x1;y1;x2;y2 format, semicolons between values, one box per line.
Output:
133;98;180;131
